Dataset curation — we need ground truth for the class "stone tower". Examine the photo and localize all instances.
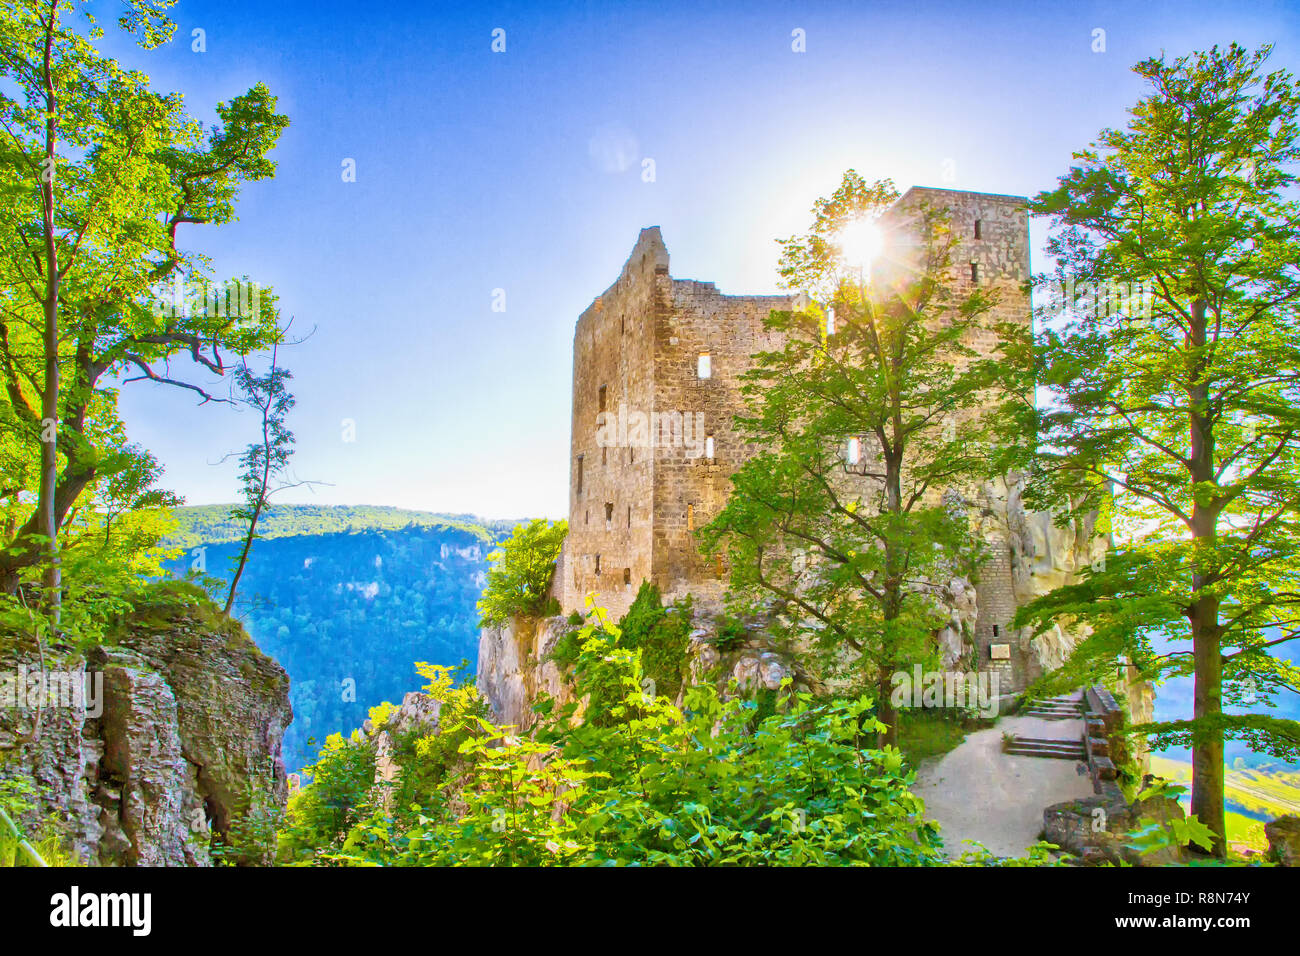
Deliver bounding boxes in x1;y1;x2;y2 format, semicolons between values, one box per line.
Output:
560;225;795;619
559;187;1038;691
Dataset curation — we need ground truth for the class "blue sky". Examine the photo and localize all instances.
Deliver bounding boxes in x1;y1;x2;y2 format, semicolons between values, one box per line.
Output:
97;0;1299;521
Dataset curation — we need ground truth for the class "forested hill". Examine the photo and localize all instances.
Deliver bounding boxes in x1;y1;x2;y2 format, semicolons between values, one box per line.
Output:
164;503;517;549
162;506;520;774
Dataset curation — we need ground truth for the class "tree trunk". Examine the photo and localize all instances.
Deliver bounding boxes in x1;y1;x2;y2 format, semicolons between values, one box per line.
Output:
225;386;274;615
224;491;264;616
876;445;904;749
876;667;898;748
37;7;62;625
1187;298;1226;858
1189;593;1225;857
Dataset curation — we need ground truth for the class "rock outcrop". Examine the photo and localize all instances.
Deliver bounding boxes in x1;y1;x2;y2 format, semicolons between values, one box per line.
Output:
477;615;575;732
476;606;819;729
371;690;443;796
1042;782;1189;866
0;589;291;866
969;473;1109;685
1265;814;1300;867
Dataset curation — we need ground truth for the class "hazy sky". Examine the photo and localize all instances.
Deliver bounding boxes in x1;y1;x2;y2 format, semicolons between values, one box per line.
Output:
99;0;1298;520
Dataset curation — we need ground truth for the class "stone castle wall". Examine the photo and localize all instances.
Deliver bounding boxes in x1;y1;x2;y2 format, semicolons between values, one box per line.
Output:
561;228;663;619
559;188;1073;695
891;188;1035;689
651;281;794;608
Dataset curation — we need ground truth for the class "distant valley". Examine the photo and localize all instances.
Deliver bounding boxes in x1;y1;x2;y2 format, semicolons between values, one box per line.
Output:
163;505;519;773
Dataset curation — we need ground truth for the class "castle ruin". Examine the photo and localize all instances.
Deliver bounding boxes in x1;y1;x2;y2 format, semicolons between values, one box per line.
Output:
554;186;1091;695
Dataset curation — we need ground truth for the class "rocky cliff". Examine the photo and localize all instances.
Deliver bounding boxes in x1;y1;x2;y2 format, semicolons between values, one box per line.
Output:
0;587;291;866
478;607;820;732
477;614;574;732
477;473;1121;727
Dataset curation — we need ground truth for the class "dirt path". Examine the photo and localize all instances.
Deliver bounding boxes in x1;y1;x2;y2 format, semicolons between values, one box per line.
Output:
913;712;1097;859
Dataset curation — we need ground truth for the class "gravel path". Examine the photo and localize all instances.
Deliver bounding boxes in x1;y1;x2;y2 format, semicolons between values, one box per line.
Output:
913;711;1096;859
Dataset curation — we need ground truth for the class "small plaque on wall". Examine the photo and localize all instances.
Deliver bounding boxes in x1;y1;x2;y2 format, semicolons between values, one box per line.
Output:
990;643;1011;660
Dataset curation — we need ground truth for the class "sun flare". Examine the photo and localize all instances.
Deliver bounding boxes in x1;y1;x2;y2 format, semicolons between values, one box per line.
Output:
835;218;884;272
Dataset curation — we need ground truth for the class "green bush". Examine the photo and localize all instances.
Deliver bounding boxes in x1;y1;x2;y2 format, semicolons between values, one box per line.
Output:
547;627;583;670
714;612;748;653
476;519;567;628
277;730;377;864
615;583;692;703
295;607;948;867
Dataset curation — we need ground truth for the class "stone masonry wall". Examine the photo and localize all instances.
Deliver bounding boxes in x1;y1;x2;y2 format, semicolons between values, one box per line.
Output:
652;281;793;607
887;188;1033;689
561;228;663;619
560;189;1065;695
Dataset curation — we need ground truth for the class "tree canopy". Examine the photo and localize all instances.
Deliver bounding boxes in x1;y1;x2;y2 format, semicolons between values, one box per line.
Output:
1019;43;1300;856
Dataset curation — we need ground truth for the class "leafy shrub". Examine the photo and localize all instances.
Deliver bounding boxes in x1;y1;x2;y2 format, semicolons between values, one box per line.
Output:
547;628;583;671
615;583;692;702
714;612;748;653
277;730;376;864
298;607;947;867
476;519;567;628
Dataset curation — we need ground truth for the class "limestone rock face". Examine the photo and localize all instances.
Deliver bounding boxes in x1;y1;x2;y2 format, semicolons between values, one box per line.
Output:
1265;815;1300;867
931;576;979;671
476;608;812;726
373;691;443;792
476;615;574;732
969;474;1108;684
0;596;291;866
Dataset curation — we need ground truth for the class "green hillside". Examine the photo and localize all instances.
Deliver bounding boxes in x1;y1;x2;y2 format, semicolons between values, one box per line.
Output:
163;503;520;549
1149;755;1300;853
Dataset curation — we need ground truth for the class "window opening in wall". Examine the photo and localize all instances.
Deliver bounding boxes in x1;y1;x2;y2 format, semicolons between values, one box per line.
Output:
630;447;635;463
623;568;631;586
602;447;607;467
993;624;1000;637
585;509;589;525
697;352;712;378
595;554;601;575
605;502;614;530
974;219;982;240
970;262;979;283
576;455;583;495
627;505;632;527
598;384;607;412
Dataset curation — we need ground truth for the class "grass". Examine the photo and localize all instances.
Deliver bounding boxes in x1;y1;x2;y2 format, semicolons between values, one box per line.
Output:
1148;755;1299;855
898;708;987;769
0;828;78;867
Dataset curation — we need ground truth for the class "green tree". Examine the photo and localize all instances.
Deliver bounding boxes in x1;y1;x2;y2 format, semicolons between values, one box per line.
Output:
476;518;567;628
701;171;1029;745
224;344;311;615
0;0;288;624
1020;44;1300;857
